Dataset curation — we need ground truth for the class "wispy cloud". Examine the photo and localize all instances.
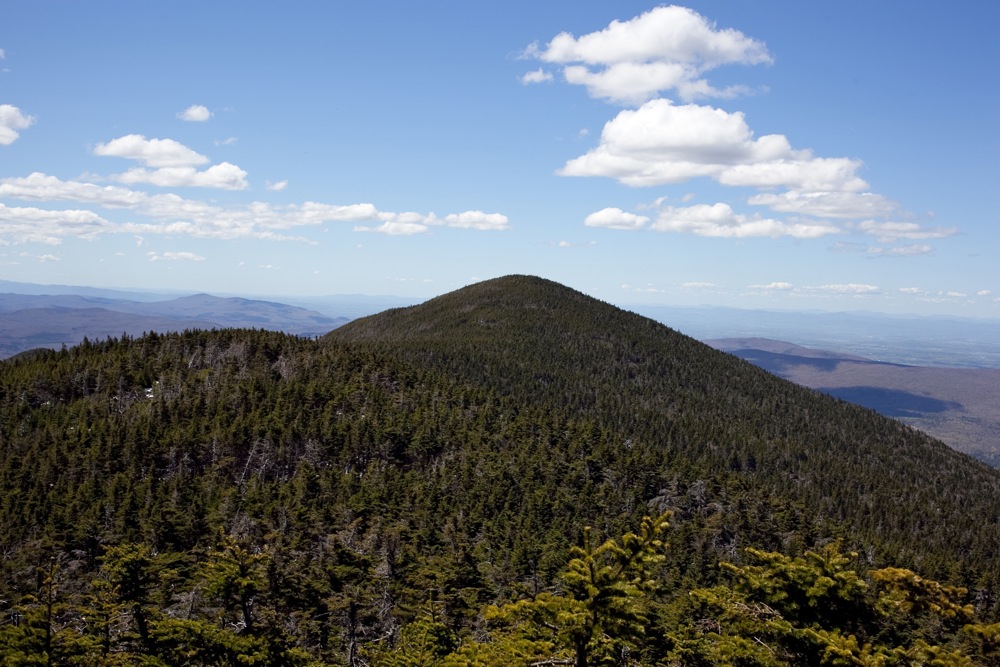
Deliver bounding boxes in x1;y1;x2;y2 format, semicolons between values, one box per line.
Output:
521;68;553;84
652;203;837;239
147;251;206;262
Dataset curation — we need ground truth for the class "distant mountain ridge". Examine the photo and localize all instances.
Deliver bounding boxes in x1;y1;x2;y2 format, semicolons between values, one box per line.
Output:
709;337;1000;466
0;291;347;358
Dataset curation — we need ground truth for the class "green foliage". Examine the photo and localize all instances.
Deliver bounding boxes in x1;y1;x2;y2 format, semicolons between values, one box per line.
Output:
2;277;1000;664
452;514;669;667
666;545;992;666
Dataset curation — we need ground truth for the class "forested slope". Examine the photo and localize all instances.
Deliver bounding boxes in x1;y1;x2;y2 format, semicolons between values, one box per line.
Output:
326;275;1000;584
1;275;999;664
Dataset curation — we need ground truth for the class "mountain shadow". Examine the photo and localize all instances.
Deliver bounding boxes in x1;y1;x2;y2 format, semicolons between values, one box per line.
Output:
820;386;965;418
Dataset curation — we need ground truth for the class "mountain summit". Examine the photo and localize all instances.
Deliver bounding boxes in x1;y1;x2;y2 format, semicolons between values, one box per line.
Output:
329;275;1000;579
3;275;1000;663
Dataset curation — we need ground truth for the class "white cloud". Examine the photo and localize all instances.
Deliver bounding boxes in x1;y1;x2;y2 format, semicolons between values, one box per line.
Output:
521;68;553;84
748;191;894;218
94;134;208;168
177;104;212;122
584;207;649;230
528;5;772;104
0;172;147;207
554;240;596;248
266;179;288;191
353;210;509;235
0;173;508;241
439;210;510;230
0;203;115;245
682;281;716;289
750;282;794;290
564;97;950;248
817;283;880;295
215;137;238;146
621;283;665;294
867;244;933;257
114;162;249;190
898;287;922;294
354;220;429;235
977;289;992;297
652;203;839;238
147;251;206;262
37;254;59;262
854;220;956;242
561;99;867;196
0;104;35;145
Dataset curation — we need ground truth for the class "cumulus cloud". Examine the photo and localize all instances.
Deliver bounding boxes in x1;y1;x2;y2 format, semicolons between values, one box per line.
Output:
0;203;115;245
529;8;951;256
92;136;249;190
266;179;288;191
94;134;208;168
682;281;716;289
899;287;922;294
147;251;206;262
0;104;35;145
115;162;249;190
438;210;510;230
750;282;794;290
177;104;212;122
584;207;649;230
561;99;867;193
563;99;949;249
977;289;992;297
526;5;772;104
354;220;429;236
652;203;838;238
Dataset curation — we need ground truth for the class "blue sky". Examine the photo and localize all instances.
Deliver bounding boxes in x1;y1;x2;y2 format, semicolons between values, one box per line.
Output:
2;2;998;316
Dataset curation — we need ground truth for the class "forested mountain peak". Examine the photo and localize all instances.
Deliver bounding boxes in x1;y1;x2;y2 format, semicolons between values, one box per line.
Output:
3;276;1000;664
328;274;1000;587
326;274;647;343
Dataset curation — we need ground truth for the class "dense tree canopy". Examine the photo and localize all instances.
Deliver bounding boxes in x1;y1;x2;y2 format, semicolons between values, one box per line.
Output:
2;276;999;664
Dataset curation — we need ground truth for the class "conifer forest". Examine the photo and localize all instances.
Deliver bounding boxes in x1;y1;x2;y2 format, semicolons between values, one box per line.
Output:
3;276;1000;665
